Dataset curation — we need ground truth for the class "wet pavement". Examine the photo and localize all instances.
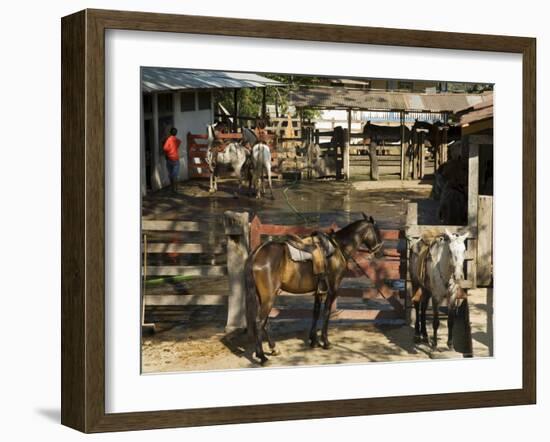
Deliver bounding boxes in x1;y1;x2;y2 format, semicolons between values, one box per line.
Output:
142;178;433;229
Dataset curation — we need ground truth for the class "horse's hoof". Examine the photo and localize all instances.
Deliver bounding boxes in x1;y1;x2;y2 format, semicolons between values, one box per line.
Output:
310;339;320;348
270;348;280;356
322;341;331;350
259;357;270;366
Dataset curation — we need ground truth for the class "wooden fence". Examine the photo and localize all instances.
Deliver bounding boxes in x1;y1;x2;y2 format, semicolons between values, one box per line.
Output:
249;215;408;323
141;219;229;332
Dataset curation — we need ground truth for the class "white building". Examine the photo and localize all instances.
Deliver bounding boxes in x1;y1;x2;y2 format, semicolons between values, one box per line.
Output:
141;68;282;194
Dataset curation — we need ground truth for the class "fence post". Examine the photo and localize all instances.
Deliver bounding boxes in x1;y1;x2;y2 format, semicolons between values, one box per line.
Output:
467;140;479;289
369;141;379;181
343;128;350;180
224;211;250;332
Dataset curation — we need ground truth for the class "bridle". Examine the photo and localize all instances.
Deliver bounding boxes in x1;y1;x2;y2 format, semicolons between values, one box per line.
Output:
327;223;388;299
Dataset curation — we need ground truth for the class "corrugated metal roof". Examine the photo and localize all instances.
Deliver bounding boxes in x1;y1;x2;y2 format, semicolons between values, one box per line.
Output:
290;87;493;113
141;68;284;93
457;95;494;125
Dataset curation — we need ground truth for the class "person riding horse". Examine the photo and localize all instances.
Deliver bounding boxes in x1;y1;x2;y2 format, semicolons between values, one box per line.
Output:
241;117;269;152
207;121;228;172
240;118;270;188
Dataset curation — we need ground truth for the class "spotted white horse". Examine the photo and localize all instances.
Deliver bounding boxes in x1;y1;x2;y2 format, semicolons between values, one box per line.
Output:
409;230;468;349
206;124;249;195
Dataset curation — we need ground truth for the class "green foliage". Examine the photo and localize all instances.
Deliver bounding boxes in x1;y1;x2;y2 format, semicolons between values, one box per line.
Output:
213;73;321;122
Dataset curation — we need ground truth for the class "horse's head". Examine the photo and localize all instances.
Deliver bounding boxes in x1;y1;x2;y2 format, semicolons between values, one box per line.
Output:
359;212;384;257
444;229;468;282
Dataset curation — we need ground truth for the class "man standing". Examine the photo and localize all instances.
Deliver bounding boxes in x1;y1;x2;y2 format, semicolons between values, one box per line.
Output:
163;127;181;193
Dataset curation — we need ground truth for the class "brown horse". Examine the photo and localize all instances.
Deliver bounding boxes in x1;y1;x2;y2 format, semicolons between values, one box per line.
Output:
245;214;384;365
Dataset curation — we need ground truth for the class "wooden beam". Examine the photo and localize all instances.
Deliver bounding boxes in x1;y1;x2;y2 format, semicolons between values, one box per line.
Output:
262;87;267;118
477;195;493;286
146;265;227;277
224;211;249;331
400;111;405;180
146;243;225;254
142;220;204;232
233;88;239;131
144;294;228;306
406;224;477;238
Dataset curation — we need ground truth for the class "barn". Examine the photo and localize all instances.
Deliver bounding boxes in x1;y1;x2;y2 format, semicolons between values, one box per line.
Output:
140;67;283;194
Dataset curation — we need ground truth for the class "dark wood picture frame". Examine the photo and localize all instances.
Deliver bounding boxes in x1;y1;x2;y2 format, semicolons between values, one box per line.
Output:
61;8;536;433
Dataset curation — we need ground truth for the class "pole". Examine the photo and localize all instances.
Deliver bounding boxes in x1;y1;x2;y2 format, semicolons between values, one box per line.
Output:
233;88;239;132
262;86;267;120
345;109;351;180
400;111;405;180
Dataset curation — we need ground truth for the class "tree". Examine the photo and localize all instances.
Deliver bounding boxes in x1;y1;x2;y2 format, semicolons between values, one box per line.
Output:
213;73;321;124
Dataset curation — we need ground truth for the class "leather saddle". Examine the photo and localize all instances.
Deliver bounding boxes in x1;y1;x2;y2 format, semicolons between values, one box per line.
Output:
410;230;443;301
285;232;335;276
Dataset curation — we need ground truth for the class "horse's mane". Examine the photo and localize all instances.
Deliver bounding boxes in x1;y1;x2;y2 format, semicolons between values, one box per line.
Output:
333;219;372;251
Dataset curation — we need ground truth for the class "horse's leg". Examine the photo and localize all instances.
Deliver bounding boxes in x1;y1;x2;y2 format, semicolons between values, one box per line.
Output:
320;284;337;349
447;299;455;351
267;163;274;199
431;296;441;349
412;282;422;343
420;293;430;344
254;303;270;365
262;313;280;356
309;292;322;348
255;170;262;199
234;164;242;198
253;262;283;364
209;171;215;193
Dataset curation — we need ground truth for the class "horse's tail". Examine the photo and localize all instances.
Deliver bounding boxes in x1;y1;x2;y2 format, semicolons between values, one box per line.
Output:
244;250;259;342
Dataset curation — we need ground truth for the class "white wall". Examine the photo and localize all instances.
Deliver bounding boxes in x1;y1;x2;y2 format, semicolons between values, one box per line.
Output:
0;1;547;442
148;90;213;191
172;91;214;182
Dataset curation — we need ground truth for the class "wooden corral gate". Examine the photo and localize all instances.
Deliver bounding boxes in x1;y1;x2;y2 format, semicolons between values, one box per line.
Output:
187;132;278;179
249;215;408;323
141;219;229;330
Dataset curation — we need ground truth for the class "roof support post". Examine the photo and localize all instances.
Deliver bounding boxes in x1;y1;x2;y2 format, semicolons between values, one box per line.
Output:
233;88;239;132
400;111;406;180
262;87;267;119
344;109;351;180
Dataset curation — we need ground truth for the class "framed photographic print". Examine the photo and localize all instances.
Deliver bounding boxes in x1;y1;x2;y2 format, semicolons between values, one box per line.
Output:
61;9;536;433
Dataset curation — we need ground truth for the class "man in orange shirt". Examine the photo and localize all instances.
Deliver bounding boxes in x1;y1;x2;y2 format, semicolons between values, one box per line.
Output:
163;127;181;193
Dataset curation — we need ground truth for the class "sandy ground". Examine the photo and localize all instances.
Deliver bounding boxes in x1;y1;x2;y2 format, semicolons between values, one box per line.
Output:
142;288;492;373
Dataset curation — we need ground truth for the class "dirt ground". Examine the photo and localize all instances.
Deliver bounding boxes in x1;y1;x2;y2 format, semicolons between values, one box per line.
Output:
141;178;493;374
142;288;492;373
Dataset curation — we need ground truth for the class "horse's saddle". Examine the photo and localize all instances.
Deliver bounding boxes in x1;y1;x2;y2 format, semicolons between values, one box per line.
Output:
286;232;335;276
410;230;442;299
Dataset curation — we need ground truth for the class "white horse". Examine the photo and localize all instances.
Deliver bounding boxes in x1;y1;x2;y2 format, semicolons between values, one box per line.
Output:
206;124;250;195
251;143;274;199
409;229;468;349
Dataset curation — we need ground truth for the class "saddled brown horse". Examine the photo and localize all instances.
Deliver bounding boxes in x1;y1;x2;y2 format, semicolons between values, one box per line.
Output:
245;214;384;365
